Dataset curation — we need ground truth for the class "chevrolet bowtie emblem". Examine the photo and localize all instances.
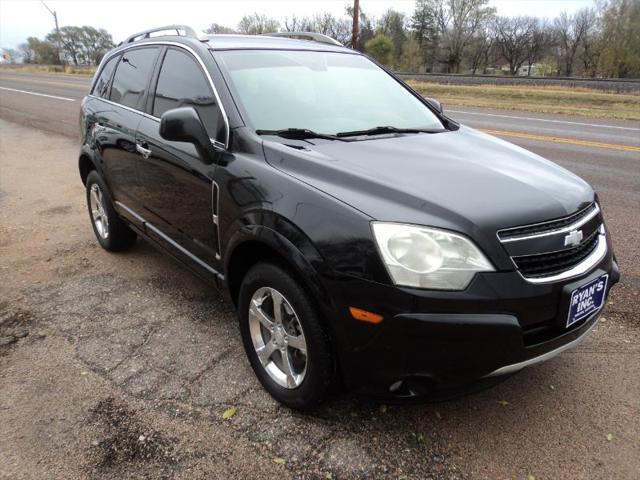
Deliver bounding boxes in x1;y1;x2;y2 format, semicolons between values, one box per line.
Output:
564;229;584;247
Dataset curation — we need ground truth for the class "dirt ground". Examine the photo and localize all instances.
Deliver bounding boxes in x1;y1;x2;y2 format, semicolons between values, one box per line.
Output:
0;118;638;479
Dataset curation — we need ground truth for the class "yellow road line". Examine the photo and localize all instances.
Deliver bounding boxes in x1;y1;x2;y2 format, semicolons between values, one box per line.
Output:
481;128;640;153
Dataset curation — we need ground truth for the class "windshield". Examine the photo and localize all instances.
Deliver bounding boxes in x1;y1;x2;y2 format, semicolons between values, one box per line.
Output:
215;50;444;135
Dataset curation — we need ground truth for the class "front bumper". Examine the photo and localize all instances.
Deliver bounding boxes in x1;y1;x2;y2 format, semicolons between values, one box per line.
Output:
326;248;619;399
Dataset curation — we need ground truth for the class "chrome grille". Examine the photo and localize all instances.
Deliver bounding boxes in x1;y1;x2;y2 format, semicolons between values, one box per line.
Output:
497;203;607;283
498;203;599;242
512;229;600;278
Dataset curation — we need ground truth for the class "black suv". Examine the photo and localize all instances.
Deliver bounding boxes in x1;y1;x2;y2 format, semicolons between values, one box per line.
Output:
79;26;619;408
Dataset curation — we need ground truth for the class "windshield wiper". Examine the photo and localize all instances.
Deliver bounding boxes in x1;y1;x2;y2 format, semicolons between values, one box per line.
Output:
335;126;442;137
255;128;340;141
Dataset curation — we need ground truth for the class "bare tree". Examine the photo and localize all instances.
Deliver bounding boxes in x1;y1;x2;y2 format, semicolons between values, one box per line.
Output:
345;4;373;49
283;15;310;32
203;23;236;34
554;10;590;76
466;22;495;74
18;42;34;63
523;19;551;76
311;13;352;44
429;0;495;73
494;16;536;75
577;8;601;77
237;13;279;35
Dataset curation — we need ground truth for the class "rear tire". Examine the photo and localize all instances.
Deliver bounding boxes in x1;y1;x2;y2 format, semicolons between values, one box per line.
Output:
85;170;136;251
238;262;335;409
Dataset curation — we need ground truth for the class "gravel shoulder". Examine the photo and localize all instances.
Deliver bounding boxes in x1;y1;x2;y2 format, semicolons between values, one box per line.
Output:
0;119;638;479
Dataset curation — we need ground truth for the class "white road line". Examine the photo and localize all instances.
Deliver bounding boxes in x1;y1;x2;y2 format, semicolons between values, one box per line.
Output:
448;109;640;132
0;86;75;102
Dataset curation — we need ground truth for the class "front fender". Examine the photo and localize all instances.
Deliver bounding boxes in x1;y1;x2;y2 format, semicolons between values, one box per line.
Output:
224;212;334;312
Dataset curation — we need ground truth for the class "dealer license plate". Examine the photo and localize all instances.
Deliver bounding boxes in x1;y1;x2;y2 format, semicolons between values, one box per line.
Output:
567;274;608;328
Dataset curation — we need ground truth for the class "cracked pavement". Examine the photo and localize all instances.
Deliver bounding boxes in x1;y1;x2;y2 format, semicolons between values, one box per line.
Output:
0;118;638;479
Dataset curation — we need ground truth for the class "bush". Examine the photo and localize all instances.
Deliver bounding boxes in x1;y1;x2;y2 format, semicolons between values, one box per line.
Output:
365;33;394;67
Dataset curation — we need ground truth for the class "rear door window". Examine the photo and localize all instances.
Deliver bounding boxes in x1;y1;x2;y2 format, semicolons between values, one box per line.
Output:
153;48;225;141
110;47;159;110
92;54;119;98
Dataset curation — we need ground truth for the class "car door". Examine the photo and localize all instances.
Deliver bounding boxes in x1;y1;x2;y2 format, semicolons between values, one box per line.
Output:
135;46;227;267
97;46;160;215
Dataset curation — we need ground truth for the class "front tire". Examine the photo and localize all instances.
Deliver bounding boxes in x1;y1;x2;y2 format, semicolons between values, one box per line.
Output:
85;170;136;251
238;262;336;409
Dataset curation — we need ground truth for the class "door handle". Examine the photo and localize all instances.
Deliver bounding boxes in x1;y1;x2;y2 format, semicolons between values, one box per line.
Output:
136;143;152;159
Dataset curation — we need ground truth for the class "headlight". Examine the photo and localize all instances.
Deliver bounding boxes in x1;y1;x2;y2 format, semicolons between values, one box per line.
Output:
371;222;494;290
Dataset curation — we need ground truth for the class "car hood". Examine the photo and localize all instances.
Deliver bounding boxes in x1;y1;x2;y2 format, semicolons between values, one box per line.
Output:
262;126;594;236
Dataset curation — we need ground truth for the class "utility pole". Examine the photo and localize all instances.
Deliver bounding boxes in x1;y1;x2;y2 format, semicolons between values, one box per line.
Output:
351;0;360;50
40;0;63;65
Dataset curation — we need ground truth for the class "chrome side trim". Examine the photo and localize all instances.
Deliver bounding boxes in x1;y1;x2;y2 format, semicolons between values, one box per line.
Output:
211;180;221;260
89;94;160;122
520;229;607;284
115;200;145;223
485;316;599;377
114;201;223;278
500;204;600;243
90;40;230;149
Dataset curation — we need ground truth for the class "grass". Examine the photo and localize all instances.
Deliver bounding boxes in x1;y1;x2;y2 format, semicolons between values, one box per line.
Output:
407;81;640;121
0;64;96;75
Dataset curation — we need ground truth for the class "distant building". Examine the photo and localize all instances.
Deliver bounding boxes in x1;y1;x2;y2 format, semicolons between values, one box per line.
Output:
518;64;538;76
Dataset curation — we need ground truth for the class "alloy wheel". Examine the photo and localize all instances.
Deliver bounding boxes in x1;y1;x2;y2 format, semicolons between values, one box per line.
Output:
89;183;109;239
248;287;308;389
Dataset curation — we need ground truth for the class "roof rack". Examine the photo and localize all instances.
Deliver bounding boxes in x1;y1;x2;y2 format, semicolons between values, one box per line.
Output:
118;25;199;46
262;32;342;46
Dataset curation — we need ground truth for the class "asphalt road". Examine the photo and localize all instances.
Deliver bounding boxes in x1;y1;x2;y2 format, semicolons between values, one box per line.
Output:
1;70;639;479
2;70;640;146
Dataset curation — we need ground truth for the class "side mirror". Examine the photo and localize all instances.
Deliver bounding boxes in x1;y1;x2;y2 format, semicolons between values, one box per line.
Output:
159;107;216;163
425;97;443;114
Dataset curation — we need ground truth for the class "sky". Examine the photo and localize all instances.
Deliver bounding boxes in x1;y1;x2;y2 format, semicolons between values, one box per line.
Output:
0;0;597;49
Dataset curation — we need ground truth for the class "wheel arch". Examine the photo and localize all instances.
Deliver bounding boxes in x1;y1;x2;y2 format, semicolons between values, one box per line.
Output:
79;153;97;185
224;221;346;387
224;222;333;314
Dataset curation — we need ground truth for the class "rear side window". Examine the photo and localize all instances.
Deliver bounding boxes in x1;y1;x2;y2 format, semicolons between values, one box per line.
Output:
153;48;225;141
93;54;119;98
110;47;159;110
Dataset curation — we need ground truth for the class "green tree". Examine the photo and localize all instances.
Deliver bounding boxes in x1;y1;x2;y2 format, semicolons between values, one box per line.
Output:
398;36;424;72
47;26;83;65
598;0;640;77
411;0;439;69
46;26;113;65
365;33;394;66
81;27;114;65
24;37;58;64
378;9;408;64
